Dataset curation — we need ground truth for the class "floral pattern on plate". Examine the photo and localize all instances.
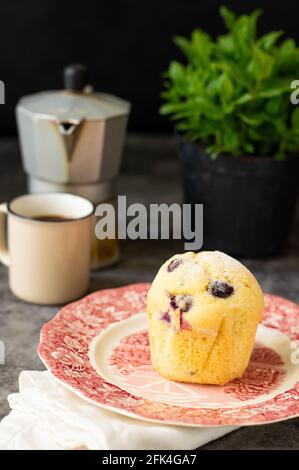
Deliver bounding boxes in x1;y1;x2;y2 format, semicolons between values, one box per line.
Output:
38;283;299;427
109;331;286;405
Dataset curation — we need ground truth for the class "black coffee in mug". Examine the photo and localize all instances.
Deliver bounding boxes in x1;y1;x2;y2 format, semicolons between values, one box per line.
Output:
32;214;72;222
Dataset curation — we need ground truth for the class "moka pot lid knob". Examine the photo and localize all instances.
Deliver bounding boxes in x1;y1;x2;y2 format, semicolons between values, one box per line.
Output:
63;64;89;92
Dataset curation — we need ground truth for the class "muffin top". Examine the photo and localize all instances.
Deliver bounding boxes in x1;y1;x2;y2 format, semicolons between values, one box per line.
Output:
147;251;264;334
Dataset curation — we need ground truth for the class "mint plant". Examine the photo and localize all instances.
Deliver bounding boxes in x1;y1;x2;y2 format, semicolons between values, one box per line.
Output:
160;6;299;159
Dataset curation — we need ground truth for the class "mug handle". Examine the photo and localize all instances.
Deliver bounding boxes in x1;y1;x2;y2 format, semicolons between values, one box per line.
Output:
0;203;9;267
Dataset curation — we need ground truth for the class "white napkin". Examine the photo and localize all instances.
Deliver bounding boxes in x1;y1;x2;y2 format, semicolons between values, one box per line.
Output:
0;371;236;450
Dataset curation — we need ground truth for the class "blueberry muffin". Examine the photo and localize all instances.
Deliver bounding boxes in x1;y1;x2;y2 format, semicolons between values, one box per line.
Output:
147;251;264;385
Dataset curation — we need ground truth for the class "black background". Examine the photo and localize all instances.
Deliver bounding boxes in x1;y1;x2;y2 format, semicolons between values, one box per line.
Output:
0;0;298;136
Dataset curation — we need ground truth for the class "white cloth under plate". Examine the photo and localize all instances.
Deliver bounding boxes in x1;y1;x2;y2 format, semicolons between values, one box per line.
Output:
0;371;237;450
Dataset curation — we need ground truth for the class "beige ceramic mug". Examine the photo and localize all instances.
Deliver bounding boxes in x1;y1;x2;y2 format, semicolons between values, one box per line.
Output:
0;193;94;304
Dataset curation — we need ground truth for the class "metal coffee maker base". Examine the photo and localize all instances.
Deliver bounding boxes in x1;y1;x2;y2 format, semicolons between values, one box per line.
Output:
28;177;120;270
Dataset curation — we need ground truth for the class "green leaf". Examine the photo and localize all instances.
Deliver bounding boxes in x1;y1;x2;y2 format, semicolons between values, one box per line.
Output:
239;112;269;126
222;124;240;153
220;6;236;31
248;9;263;41
174;30;212;68
258;77;292;98
244;142;255;153
230;9;262;56
167;61;185;81
276;39;299;72
173;36;191;60
265;97;284;115
291;107;299;130
207;72;234;104
220;74;234;103
217;35;234;55
248;46;274;82
159;103;181;115
222;59;253;89
274;152;286;161
233;93;252;106
257;31;283;51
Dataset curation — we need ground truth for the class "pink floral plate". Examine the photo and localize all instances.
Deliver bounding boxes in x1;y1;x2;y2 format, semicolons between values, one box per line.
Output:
38;283;299;427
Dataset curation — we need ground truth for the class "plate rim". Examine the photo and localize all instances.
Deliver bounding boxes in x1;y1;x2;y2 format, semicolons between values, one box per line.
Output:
38;283;299;427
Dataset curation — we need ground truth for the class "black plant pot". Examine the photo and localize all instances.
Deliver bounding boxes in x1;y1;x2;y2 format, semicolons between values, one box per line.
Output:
179;140;299;257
